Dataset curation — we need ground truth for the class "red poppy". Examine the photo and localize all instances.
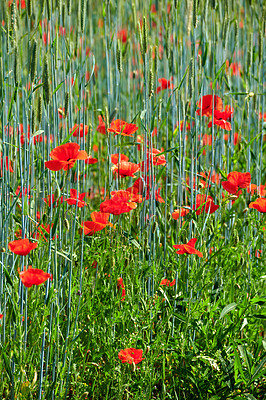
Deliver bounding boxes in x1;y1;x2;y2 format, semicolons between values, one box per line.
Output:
1;154;13;176
70;123;89;138
173;238;203;257
117;28;127;43
33;224;58;241
194;194;219;215
208;115;232;131
65;189;87;207
15;185;31;199
259;112;266;122
111;153;129;164
224;132;241;145
160;278;176;287
247;184;266;197
43;194;64;207
112;161;140;178
249;198;266;213
107;119;138;137
100;190;140;215
196;95;223;117
45;143;88;171
96;115;107;134
148;148;167;166
117;277;126;301
156;77;174;94
81;212;112;235
172;208;190;220
222;171;251;194
9;0;25;8
8;238;38;256
118;348;144;364
85;156;98;165
0;314;3;320
19;266;52;288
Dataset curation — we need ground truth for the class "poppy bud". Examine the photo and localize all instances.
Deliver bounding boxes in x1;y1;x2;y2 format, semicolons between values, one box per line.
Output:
64;218;70;231
0;247;6;253
54;186;61;202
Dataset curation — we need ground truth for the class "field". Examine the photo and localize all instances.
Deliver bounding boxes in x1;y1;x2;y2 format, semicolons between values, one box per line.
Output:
0;0;265;399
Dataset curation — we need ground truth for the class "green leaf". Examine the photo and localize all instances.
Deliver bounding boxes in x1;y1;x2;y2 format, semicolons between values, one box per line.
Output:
251;354;266;381
220;302;237;319
52;80;64;95
212;61;226;90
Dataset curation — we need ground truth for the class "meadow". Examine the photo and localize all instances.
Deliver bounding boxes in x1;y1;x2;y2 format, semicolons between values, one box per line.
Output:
0;0;265;399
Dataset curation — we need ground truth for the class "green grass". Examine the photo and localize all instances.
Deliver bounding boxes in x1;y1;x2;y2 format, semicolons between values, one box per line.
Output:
0;0;265;399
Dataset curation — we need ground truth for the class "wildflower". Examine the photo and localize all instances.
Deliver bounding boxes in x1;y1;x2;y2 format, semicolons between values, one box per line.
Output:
70;123;89;138
247;184;266;197
194;194;219;215
100;190;140;215
160;278;176;287
118;348;144;364
208;111;232;131
65;189;87;207
112;161;140;178
107;119;138;137
196;95;223;117
172;208;190;220
19;266;52;288
117;28;127;43
117;277;126;301
1;154;13;176
222;171;251;194
224;132;241;145
96;115;107;134
173;238;203;257
85;156;98;165
156;77;174;94
45;142;88;171
81;212;112;235
111;153;129;164
43;194;64;208
33;224;58;241
8;239;38;256
0;314;3;320
249;198;266;213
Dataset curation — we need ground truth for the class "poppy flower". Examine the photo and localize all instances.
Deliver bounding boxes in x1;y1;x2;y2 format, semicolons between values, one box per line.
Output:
8;238;38;256
107;119;138;137
111;153;129;164
70;123;89;138
249;198;266;213
172;208;190;220
19;266;52;288
118;348;144;364
96;115;107;134
9;0;26;8
224;132;241;145
222;171;251;194
112;161;140;178
15;185;31;199
100;190;140;215
81;212;112;235
0;314;3;320
160;278;176;287
148;148;167;166
117;28;127;43
156;77;174;94
45;143;88;171
85;156;98;165
117;277;126;301
43;194;64;207
1;154;13;176
33;224;58;241
173;238;203;257
194;194;219;215
65;189;87;207
196;95;223;117
208;115;232;131
247;184;266;197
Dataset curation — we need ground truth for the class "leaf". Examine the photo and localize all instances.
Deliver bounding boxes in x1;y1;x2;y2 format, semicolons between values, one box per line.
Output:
212;61;226;90
238;345;252;376
52;80;64;95
251;354;266;381
31;130;44;139
220;302;237;319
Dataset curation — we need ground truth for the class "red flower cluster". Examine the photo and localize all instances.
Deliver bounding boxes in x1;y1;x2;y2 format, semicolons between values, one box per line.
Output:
196;95;233;131
172;208;190;220
70;123;89;138
65;189;87;207
249;198;266;213
100;190;140;215
156;77;174;94
160;278;176;287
